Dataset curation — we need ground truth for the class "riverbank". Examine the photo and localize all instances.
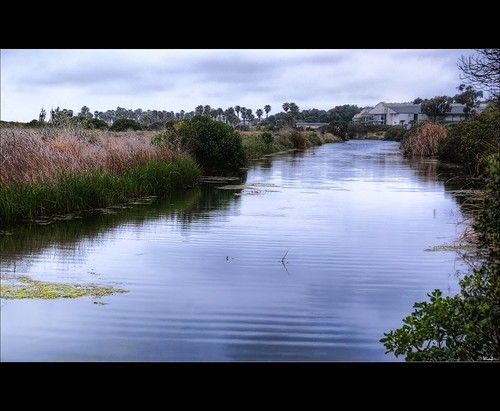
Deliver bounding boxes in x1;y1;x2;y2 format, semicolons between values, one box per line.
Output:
0;126;339;223
0;127;201;223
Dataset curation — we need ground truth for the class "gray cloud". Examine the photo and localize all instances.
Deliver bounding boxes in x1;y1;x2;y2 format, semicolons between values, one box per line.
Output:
0;49;478;122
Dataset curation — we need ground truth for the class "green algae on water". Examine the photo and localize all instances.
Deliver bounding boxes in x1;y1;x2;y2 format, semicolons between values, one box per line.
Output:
0;274;128;300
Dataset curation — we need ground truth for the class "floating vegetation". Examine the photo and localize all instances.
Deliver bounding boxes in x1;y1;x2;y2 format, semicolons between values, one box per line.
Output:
33;213;85;225
201;176;241;184
0;274;128;300
425;245;477;252
217;182;280;196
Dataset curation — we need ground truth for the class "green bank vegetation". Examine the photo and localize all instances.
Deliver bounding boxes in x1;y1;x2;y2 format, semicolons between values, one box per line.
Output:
381;106;500;361
0;115;338;223
0;126;201;223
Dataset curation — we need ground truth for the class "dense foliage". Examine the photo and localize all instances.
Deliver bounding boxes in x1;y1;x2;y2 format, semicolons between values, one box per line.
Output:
161;114;247;173
109;118;143;131
383;125;408;142
438;107;500;175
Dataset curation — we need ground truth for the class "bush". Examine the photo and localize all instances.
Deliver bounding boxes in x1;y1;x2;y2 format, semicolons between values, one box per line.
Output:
177;114;247;173
109;118;143;132
438;108;500;176
260;132;273;145
76;118;109;130
284;128;307;149
384;125;408;142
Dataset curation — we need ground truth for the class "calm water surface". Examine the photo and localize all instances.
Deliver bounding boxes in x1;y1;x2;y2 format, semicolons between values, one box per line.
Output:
0;140;470;361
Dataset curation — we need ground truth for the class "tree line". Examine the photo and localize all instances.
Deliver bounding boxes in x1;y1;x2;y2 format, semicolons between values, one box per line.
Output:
9;49;499;131
32;102;361;131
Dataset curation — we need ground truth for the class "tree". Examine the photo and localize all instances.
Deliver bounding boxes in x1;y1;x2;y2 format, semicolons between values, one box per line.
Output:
264;105;271;118
289;102;300;127
77;106;93;119
457;49;500;108
413;97;423;104
420;96;453;122
176;114;247;172
50;107;74;126
256;108;263;123
454;84;483;118
109;118;143;131
39;108;46;122
240;107;247;125
327;104;361;123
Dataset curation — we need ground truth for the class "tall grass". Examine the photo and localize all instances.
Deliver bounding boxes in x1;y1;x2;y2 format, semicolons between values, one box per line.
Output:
400;123;447;158
0;127;201;222
241;128;341;160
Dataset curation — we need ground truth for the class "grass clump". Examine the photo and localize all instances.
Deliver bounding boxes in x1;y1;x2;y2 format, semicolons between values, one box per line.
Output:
400;122;447;158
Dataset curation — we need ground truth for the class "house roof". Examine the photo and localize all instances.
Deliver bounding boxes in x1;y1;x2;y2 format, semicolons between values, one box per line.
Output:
385;104;421;114
352;101;489;122
369;103;421;115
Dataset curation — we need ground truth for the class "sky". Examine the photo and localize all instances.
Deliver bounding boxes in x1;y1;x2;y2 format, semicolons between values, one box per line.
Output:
0;48;480;123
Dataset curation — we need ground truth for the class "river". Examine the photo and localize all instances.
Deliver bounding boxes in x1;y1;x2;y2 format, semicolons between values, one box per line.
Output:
0;140;470;361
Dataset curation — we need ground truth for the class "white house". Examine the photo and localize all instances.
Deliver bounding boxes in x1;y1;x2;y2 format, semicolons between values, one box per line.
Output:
352;102;488;127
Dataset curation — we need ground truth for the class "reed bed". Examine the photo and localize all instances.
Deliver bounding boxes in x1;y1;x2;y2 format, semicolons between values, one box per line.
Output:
0;127;201;222
400;123;447;158
241;128;341;160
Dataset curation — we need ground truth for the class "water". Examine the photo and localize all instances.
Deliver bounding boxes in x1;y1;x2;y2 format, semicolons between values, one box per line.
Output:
0;140;470;361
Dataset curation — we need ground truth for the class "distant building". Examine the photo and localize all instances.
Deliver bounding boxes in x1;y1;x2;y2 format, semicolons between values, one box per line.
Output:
352;102;488;127
295;122;329;129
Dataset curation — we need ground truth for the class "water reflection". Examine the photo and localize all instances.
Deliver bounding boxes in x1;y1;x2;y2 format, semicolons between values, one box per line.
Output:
1;140;470;362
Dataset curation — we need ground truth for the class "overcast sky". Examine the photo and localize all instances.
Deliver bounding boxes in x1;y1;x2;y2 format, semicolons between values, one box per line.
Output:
0;49;478;123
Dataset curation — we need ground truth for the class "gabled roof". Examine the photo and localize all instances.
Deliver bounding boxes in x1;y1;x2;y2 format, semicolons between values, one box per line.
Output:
369;103;421;115
385;103;421;114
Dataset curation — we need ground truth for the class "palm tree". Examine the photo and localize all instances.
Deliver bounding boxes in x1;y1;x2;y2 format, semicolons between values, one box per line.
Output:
264;105;271;118
282;102;290;113
245;108;253;125
240;107;247;125
195;105;204;115
217;108;224;122
234;105;241;121
256;108;263;123
289;102;300;127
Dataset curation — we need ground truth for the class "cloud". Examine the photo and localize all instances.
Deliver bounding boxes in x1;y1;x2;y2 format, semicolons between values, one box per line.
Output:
1;49;476;122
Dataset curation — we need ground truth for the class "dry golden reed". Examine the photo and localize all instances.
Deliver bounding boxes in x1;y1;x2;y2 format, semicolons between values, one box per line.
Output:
0;127;183;185
400;123;447;158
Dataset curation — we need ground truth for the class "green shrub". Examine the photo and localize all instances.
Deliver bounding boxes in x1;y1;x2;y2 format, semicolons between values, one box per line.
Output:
438;108;500;175
109;118;143;132
384;126;408;142
177;114;247;173
260;132;273;145
82;118;109;130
